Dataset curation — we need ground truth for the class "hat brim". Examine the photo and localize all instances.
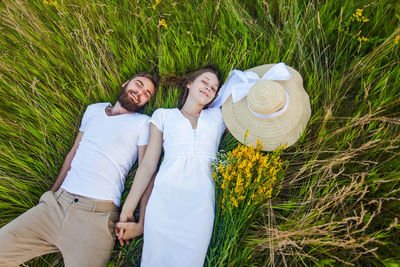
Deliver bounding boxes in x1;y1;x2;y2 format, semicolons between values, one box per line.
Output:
222;64;311;151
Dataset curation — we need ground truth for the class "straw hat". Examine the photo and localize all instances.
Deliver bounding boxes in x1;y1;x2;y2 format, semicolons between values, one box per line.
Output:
221;64;311;151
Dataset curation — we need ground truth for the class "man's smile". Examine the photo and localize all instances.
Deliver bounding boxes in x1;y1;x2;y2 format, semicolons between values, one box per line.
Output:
129;91;139;103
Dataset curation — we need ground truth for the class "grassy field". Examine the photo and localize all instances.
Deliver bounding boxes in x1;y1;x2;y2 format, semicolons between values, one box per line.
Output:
0;0;399;266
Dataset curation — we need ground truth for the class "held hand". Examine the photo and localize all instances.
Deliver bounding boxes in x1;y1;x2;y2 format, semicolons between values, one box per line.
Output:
116;212;135;246
115;222;144;241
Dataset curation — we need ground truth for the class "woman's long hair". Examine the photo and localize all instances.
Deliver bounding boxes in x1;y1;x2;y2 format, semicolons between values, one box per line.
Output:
162;65;221;109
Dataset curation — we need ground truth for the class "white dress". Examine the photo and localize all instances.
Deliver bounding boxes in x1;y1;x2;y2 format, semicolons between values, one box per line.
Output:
141;108;226;267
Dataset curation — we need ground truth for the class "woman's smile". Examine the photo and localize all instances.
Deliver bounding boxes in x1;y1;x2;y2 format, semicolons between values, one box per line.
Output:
200;90;210;98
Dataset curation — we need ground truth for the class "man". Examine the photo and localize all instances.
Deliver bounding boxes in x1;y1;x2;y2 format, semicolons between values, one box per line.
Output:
0;71;158;267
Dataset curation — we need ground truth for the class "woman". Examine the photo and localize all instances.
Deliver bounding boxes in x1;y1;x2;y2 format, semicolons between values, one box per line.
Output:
116;65;226;266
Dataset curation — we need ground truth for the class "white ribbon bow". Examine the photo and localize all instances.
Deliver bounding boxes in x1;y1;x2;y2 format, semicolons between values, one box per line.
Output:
209;62;292;109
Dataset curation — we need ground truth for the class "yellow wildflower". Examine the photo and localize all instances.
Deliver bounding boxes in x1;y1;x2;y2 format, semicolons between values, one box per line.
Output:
152;0;161;9
159;19;168;28
256;139;263;150
232;198;238;208
43;0;57;6
395;36;400;45
217;163;223;173
213;140;285;216
221;180;226;190
351;8;369;23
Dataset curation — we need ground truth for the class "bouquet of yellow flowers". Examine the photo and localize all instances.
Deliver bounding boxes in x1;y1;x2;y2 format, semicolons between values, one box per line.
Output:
206;135;287;266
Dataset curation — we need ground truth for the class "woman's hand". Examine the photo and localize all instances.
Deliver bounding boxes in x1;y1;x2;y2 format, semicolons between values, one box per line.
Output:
115;212;134;246
115;221;144;243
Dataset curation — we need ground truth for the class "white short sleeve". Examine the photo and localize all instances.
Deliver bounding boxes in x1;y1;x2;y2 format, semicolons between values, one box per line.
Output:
149;108;165;132
79;105;93;132
137;118;150;146
216;108;226;136
208;107;226;134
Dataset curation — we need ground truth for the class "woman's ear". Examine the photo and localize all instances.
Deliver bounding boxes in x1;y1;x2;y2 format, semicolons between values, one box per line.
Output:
186;81;192;89
122;80;129;88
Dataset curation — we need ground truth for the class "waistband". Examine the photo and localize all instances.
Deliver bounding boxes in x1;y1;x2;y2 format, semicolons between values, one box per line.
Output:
55;188;119;213
164;143;217;159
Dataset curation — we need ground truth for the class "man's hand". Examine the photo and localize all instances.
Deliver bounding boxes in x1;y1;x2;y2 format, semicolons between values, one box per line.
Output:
116;212;135;246
115;221;144;243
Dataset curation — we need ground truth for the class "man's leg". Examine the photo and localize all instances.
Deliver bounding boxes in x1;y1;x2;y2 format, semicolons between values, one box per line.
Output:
55;191;119;267
0;191;60;266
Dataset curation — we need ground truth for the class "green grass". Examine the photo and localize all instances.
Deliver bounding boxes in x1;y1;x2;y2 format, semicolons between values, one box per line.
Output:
0;0;399;266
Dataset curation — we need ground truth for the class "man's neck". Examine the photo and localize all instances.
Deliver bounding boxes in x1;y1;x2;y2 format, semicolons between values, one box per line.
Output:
106;102;134;116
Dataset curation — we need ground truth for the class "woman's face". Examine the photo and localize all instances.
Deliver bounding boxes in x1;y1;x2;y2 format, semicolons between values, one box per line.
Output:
187;72;219;106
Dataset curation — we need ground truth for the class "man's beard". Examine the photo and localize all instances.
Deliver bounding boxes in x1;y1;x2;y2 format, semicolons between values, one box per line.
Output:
118;88;141;112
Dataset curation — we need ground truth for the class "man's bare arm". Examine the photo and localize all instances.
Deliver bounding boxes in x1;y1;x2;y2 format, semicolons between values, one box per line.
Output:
50;131;83;192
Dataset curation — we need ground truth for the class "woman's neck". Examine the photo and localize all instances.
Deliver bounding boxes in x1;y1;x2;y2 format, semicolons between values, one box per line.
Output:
180;98;203;116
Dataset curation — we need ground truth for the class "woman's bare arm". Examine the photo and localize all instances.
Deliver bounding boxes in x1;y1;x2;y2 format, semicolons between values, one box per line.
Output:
119;124;162;223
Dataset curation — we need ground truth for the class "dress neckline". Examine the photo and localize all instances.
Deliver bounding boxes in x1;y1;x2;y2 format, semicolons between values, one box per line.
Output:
176;108;203;131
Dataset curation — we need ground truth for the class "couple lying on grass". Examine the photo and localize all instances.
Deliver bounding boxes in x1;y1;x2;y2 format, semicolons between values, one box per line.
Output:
0;62;310;267
0;65;225;267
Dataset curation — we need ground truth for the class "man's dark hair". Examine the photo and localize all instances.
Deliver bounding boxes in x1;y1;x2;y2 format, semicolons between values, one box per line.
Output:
120;71;159;113
125;71;160;93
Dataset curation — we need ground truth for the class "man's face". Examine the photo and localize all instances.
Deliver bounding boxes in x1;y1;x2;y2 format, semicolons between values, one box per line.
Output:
118;76;155;112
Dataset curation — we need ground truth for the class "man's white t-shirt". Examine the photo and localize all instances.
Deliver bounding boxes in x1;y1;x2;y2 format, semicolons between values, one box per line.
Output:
61;102;150;206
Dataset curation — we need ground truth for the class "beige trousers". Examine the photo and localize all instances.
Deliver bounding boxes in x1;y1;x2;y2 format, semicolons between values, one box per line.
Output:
0;189;119;267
